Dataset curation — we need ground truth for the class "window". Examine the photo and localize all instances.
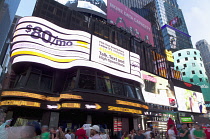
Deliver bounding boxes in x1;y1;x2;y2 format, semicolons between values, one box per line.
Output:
194;57;197;60
177;59;180;63
98;77;112;94
176;66;179;70
25;67;53;92
199;70;202;74
192;63;195;67
200;78;203;82
112;81;124;96
200;63;203;67
78;74;95;90
184;64;187;67
200;58;202;61
178;53;181;56
182;72;186;76
185;57;188;61
194;51;197;55
187;51;190;55
135;87;144;101
190;79;194;82
63;70;77;91
124;84;137;98
192;71;195;74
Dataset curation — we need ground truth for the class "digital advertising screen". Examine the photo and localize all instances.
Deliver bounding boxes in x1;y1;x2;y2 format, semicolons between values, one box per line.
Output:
174;86;207;113
55;0;107;18
107;0;154;46
11;16;144;85
141;71;177;107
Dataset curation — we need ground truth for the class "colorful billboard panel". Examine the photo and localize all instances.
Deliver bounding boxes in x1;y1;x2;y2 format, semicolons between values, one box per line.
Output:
174;86;207;113
55;0;107;18
107;0;154;46
141;71;177;107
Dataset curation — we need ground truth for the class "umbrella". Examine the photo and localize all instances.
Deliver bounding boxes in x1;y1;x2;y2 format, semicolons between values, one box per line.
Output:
167;118;178;135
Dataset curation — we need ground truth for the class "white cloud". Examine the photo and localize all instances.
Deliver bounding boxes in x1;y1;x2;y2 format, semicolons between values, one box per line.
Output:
178;0;210;46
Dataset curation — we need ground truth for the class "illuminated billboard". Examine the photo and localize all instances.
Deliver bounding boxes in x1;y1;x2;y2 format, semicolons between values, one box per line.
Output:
141;71;177;107
174;86;207;113
107;0;154;46
11;16;143;84
55;0;107;18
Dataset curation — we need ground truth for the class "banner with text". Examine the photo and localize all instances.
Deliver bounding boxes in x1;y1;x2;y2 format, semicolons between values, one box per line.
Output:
91;35;130;73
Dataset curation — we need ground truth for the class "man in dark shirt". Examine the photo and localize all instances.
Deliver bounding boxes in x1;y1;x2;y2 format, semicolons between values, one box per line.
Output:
179;124;190;139
134;129;146;139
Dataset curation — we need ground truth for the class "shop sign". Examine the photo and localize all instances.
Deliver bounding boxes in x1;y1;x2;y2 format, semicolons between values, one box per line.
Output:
108;106;142;114
116;100;149;109
165;50;174;62
85;104;101;110
180;117;193;123
0;100;40;107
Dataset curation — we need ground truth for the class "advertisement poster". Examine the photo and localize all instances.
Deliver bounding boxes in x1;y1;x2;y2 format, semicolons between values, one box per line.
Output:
174;86;207;113
91;35;130;73
141;71;177;107
130;52;140;77
107;0;154;46
55;0;107;18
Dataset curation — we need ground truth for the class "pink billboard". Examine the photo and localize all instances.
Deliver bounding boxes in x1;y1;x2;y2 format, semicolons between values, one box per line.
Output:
107;0;154;46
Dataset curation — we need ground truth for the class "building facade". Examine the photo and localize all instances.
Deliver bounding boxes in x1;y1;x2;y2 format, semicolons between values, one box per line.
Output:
173;49;210;101
196;40;210;80
0;0;208;138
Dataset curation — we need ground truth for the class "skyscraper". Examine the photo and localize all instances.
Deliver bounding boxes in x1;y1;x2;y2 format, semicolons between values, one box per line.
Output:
196;40;210;80
0;0;20;82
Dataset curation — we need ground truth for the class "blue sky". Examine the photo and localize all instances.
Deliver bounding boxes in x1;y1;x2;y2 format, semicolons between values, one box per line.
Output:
16;0;210;46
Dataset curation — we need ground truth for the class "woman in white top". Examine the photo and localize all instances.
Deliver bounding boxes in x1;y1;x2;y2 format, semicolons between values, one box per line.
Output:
168;125;176;139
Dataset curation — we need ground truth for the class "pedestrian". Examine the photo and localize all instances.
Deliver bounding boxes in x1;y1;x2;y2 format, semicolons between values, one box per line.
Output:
129;129;136;139
121;131;129;139
75;125;88;139
168;125;176;139
41;125;50;139
189;124;195;139
65;129;72;139
70;129;76;139
50;127;56;139
179;123;190;139
56;126;65;139
134;129;146;139
90;125;101;139
150;132;155;139
205;124;210;139
153;128;159;139
193;124;206;139
100;128;110;139
144;128;152;139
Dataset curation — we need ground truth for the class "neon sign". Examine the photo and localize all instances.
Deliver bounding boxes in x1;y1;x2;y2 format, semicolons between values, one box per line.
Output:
1;91;83;101
108;106;142;114
116;100;149;109
0;100;40;107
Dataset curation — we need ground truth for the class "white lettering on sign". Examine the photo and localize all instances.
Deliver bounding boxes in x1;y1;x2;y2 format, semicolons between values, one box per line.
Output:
85;104;101;110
